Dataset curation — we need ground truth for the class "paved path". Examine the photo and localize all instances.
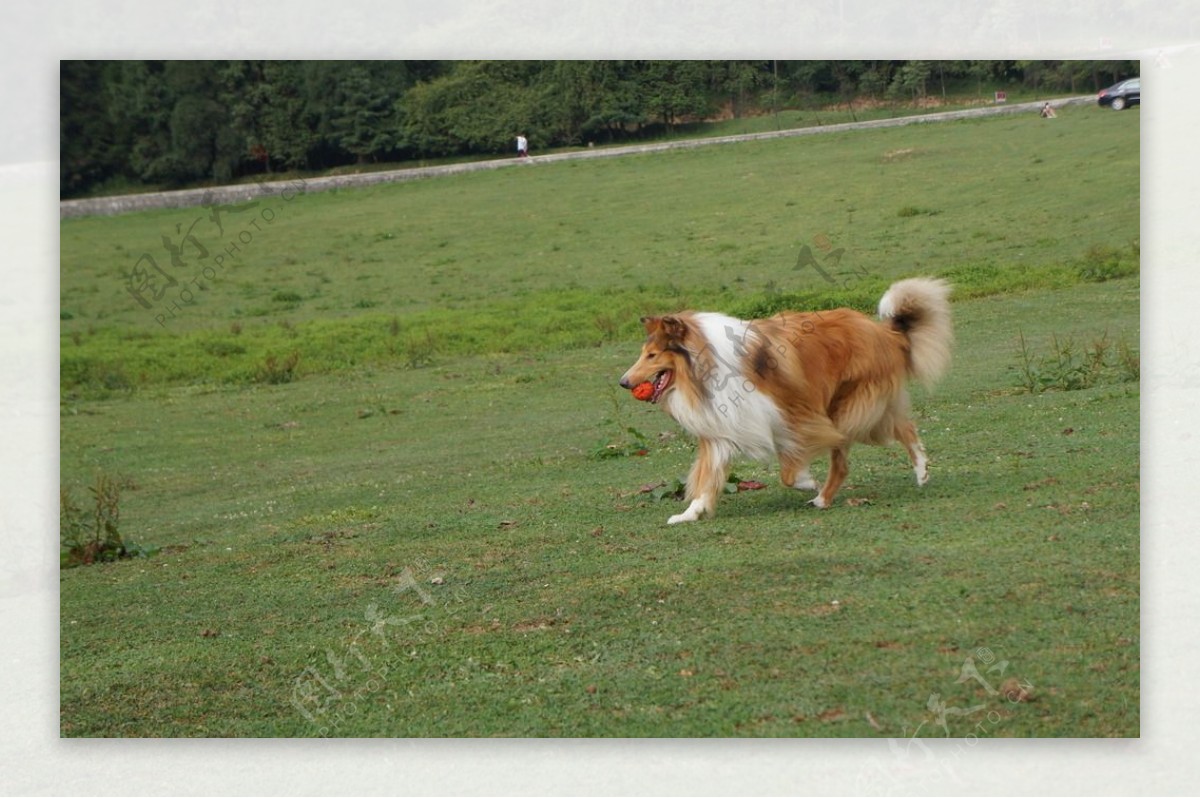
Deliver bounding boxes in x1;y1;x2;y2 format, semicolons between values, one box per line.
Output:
60;96;1094;219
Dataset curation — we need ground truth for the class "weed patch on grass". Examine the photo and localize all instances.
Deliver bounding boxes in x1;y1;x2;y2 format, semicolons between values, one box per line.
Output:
1011;330;1139;393
897;205;941;218
591;388;655;460
254;351;301;384
1076;241;1140;283
60;473;155;567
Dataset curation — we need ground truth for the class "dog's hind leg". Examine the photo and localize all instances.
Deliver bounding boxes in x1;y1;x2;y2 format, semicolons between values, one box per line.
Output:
894;417;929;486
779;452;818;491
669;438;732;525
786;416;845;505
811;445;850;509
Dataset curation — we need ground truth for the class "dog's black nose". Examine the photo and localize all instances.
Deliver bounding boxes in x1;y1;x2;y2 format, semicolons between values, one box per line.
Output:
619;377;632;389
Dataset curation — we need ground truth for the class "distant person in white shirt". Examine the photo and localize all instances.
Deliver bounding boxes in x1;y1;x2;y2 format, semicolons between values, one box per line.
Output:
516;134;528;157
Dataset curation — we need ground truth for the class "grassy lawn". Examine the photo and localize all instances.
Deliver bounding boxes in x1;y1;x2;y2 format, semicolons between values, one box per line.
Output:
59;106;1139;737
61;107;1136;392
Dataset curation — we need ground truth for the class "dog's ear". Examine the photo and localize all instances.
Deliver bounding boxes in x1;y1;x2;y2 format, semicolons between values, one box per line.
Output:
661;315;687;343
640;315;687;343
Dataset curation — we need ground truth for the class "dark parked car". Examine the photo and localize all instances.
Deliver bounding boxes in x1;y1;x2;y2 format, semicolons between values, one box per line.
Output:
1098;77;1140;110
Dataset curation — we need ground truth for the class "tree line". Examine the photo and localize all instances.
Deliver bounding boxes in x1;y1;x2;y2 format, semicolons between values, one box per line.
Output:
60;60;1136;197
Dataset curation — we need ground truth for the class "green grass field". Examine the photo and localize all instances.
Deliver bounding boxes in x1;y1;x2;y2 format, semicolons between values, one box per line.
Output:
59;106;1139;737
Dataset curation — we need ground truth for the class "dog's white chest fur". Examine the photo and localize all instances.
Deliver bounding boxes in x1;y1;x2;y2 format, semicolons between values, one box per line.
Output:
665;312;784;462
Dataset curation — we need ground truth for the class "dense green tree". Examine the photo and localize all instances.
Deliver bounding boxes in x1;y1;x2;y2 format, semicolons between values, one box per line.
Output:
330;65;396;163
887;60;933;101
635;60;714;127
544;60;632;145
401;61;554;155
60;61;123;195
159;62;240;183
563;60;653;143
59;59;1139;197
857;62;892;100
709;60;771;117
258;61;315;172
103;61;174;186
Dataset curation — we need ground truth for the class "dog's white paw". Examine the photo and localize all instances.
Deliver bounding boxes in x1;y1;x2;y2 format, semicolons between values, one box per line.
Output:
791;473;818;491
808;495;829;509
668;498;708;524
668;508;704;524
913;449;929;486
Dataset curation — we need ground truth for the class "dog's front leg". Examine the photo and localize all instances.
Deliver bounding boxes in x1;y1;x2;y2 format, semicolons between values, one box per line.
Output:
668;500;708;525
669;439;731;524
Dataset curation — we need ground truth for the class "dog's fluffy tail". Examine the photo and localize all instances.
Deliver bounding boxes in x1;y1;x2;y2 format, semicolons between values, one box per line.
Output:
878;277;953;389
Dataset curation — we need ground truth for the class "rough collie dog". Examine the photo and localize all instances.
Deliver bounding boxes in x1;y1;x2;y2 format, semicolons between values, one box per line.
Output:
619;278;952;524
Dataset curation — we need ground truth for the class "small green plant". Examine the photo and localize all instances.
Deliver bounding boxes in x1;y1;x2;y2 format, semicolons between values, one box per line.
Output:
254;351;301;384
60;474;135;567
897;206;940;218
592;424;651;460
1116;338;1140;383
59;356;133;398
1012;331;1040;393
591;388;652;459
647;476;686;500
1012;329;1139;393
593;313;620;342
1076;242;1139;283
402;330;438;369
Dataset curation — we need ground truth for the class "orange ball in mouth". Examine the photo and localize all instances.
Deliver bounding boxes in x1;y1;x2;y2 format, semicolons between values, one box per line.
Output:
631;381;655;401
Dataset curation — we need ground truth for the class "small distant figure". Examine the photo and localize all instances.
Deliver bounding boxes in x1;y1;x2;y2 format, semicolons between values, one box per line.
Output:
1040;102;1057;119
516;134;528;158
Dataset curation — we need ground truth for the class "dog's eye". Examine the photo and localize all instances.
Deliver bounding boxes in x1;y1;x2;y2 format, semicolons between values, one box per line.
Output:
646;351;658;359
